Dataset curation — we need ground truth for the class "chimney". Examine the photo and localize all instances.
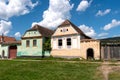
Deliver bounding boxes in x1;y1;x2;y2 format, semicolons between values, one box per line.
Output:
1;33;4;43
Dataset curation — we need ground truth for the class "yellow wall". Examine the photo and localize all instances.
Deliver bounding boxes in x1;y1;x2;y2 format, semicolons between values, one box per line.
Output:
51;40;101;60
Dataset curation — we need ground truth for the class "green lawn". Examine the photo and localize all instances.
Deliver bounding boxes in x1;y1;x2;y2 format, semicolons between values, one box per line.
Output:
0;60;103;80
109;69;120;80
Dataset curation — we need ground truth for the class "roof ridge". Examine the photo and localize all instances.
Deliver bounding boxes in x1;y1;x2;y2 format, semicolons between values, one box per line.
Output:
58;20;91;39
26;24;54;37
0;35;15;38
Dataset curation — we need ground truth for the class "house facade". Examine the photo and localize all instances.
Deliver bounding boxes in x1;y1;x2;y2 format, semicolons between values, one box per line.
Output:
17;25;53;57
2;20;120;60
51;20;100;59
0;36;21;59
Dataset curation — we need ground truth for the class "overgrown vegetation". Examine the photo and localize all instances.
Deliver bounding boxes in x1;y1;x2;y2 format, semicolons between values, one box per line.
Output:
43;37;51;51
0;60;103;80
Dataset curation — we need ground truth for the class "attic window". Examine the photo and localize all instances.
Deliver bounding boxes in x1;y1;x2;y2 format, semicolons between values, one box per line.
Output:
66;29;68;31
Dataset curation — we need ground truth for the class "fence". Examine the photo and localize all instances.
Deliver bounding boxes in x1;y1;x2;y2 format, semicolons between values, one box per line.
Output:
101;41;120;60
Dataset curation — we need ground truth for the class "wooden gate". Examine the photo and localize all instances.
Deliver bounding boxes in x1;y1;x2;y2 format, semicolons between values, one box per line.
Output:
101;45;120;60
9;45;17;59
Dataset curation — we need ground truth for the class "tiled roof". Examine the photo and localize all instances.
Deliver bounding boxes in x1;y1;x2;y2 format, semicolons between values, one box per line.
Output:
2;40;21;45
0;36;16;42
58;20;91;39
27;24;54;37
81;39;99;42
0;36;21;45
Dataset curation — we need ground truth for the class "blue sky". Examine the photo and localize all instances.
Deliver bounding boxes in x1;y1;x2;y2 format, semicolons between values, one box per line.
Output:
0;0;120;39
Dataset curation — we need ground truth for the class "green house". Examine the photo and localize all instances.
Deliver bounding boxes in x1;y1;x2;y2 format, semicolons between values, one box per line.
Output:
17;25;53;57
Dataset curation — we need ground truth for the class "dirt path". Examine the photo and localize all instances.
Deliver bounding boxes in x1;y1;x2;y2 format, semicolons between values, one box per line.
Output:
98;62;120;80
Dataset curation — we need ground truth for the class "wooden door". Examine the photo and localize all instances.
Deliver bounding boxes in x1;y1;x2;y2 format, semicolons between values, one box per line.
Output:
9;46;17;59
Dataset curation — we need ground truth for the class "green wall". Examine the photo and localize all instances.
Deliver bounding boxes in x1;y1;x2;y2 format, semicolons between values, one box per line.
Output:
17;38;43;56
17;30;50;57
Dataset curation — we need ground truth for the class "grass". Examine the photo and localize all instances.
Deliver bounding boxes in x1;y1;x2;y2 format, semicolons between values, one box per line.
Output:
15;56;81;61
15;56;103;62
0;60;103;80
109;71;120;80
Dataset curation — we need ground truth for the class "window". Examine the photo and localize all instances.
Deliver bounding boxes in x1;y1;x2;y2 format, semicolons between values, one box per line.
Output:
26;40;30;47
66;29;68;31
60;30;62;32
67;38;71;46
33;40;37;47
58;39;62;46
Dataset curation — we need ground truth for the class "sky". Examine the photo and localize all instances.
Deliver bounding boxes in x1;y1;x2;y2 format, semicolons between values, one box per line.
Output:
0;0;120;39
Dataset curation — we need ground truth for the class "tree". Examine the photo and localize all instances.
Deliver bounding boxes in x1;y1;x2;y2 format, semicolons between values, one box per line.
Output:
43;37;51;51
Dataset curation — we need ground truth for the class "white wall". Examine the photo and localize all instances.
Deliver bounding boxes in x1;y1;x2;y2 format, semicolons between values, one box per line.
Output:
52;35;80;50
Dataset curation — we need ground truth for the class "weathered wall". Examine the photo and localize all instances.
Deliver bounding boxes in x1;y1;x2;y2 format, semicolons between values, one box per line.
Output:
51;49;81;58
17;30;50;57
0;45;8;58
17;38;43;56
51;39;101;60
80;40;100;60
51;35;80;50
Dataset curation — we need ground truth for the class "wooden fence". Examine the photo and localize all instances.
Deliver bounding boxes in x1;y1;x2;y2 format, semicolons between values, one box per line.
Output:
101;42;120;60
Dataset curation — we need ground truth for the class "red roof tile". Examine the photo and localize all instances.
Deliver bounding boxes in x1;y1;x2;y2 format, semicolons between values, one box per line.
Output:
0;36;16;42
0;36;21;45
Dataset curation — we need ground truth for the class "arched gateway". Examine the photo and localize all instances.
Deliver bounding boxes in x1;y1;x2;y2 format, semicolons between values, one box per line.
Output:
87;48;94;60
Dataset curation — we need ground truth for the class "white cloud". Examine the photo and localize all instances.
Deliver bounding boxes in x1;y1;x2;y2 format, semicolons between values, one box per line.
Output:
0;20;12;35
32;0;74;28
76;0;92;12
79;24;96;37
0;0;38;20
103;19;120;30
98;33;108;37
0;0;38;36
14;32;21;38
96;9;111;16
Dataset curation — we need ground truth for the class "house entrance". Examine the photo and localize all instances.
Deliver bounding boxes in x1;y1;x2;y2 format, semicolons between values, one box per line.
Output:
87;48;94;59
9;45;17;59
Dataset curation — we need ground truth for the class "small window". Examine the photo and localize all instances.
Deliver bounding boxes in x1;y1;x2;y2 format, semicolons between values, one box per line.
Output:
26;40;30;47
60;30;62;32
66;29;68;31
33;40;37;47
67;38;71;46
58;39;62;46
